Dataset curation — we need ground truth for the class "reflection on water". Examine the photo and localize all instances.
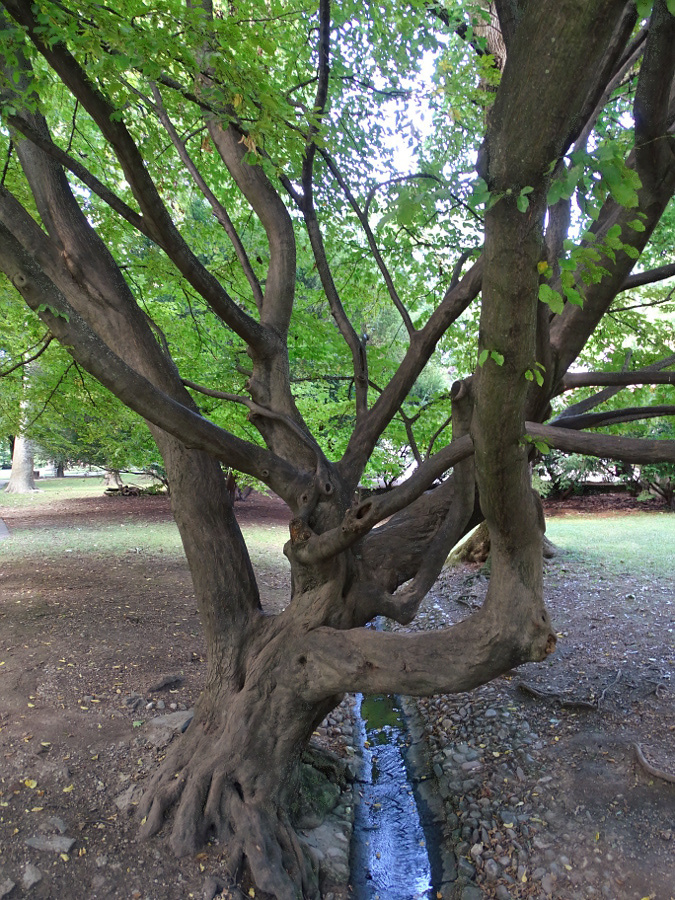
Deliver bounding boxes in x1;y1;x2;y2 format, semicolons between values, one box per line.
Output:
350;694;434;900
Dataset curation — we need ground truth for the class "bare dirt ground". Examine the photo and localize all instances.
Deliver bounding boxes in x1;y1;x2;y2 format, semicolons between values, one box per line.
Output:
0;490;673;900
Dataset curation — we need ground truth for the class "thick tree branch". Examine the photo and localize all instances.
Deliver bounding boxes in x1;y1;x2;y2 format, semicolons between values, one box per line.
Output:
205;120;297;338
370;383;476;625
527;422;675;463
293;434;474;564
550;2;675;376
554;349;635;418
559;360;675;391
0;221;304;499
302;599;554;700
1;0;270;352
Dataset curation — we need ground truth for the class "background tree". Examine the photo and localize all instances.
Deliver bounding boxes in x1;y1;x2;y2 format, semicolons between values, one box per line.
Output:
1;1;674;897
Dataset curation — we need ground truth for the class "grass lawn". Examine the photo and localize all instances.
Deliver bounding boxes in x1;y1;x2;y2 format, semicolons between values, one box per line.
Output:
546;512;675;577
3;476;672;578
0;475;288;576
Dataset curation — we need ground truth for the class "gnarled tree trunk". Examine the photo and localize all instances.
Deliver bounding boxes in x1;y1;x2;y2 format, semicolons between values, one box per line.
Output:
1;1;674;898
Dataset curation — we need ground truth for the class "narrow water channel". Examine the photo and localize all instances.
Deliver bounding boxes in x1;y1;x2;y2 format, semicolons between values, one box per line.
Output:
350;693;435;900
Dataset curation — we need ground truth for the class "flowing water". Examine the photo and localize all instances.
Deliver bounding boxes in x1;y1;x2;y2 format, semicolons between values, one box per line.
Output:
350;693;436;900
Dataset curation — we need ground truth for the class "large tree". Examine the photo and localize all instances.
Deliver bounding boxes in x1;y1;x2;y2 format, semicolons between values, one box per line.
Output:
1;1;674;896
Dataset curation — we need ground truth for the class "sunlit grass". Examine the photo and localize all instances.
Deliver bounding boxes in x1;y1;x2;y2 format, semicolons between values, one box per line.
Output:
2;477;672;582
0;477;288;575
546;512;675;577
0;474;109;507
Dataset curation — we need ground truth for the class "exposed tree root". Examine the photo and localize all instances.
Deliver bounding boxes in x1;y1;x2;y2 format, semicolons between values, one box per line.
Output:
517;681;598;709
634;743;675;784
136;721;320;900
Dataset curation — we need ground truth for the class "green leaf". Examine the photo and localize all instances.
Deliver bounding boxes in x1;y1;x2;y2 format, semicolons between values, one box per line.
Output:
563;285;584;307
490;350;504;366
538;284;564;314
478;349;489;367
546;179;564;207
471;177;491;208
516;193;529;213
627;218;646;232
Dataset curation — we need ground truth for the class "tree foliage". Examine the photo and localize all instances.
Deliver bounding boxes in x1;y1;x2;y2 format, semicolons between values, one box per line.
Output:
1;1;674;896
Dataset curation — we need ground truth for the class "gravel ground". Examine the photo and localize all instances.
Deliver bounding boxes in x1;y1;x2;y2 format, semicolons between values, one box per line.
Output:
395;556;675;900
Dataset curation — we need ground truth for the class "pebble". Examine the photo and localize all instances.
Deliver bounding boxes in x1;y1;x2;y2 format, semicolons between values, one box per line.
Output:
461;885;484;900
0;879;15;899
24;836;75;853
22;864;42;889
484;858;501;881
457;857;476;878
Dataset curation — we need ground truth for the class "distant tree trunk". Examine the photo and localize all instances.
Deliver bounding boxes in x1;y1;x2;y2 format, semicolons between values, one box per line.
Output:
447;520;558;565
4;433;36;493
54;462;65;477
104;468;123;488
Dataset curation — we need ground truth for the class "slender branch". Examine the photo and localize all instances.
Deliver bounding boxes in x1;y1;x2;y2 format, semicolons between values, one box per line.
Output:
319;148;416;336
551;405;675;430
4;112;147;234
182;378;330;466
621;261;675;291
301;210;369;419
399;408;423;466
23;360;74;431
571;25;647;156
149;84;264;311
426;414;453;458
0;333;53;376
182;380;250;404
613;284;675;311
338;256;483;486
301;0;331;195
554;348;634;418
1;139;13;185
363;172;440;219
448;249;475;291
